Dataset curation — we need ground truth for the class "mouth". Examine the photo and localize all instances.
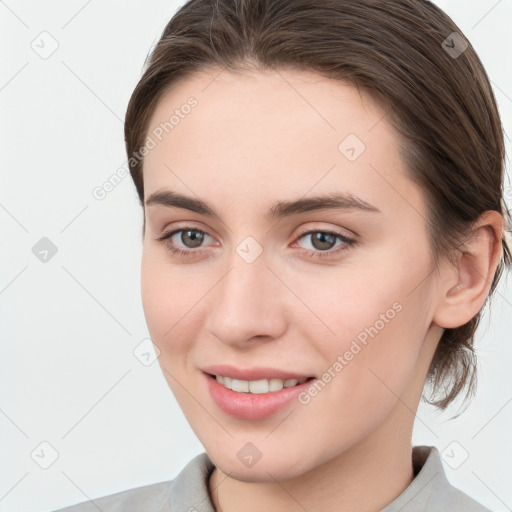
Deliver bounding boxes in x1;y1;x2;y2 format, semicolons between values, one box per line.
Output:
205;372;316;394
204;371;318;420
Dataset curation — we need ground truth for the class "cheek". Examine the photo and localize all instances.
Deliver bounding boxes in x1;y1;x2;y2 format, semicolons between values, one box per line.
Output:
140;251;194;404
294;278;429;445
140;247;211;374
306;255;431;395
141;250;169;337
141;248;195;335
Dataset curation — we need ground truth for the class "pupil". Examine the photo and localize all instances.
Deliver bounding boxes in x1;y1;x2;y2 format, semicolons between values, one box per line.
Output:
312;232;335;250
183;230;203;248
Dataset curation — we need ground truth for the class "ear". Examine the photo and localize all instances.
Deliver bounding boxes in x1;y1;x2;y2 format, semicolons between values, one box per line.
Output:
432;210;504;329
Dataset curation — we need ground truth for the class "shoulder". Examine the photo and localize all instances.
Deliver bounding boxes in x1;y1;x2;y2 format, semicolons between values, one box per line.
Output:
420;447;493;512
383;446;494;512
456;491;493;511
50;480;172;512
428;481;493;511
50;452;215;512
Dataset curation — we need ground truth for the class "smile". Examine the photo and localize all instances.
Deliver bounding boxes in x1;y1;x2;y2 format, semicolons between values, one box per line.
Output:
210;374;313;394
204;372;318;420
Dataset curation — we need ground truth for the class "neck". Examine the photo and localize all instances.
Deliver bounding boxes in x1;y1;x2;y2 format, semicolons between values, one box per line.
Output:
208;323;442;512
209;408;416;512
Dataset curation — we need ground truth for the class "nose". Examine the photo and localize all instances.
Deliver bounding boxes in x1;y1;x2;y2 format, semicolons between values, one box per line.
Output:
205;250;289;348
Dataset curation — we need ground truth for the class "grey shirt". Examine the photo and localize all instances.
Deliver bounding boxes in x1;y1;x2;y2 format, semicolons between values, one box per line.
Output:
52;445;491;511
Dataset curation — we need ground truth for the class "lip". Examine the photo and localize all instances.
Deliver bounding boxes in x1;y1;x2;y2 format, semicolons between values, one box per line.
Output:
201;364;314;381
203;371;317;421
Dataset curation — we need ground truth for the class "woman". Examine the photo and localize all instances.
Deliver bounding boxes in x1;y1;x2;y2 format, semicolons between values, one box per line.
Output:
54;0;511;510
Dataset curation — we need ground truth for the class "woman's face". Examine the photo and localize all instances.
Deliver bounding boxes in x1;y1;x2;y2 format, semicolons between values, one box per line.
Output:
140;68;445;481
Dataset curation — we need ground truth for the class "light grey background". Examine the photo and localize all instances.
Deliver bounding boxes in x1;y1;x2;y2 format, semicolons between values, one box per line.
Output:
0;1;511;511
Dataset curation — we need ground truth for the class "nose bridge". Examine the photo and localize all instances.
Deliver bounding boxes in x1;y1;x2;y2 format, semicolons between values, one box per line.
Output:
206;243;287;345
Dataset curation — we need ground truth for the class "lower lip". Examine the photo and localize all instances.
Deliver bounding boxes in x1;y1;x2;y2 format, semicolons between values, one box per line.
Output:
204;372;316;420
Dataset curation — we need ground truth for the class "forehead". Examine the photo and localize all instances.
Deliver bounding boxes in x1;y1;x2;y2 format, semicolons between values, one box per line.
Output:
146;67;391;149
142;67;424;220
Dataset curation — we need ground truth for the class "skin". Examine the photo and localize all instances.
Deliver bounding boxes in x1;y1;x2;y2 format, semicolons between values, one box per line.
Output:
140;67;504;512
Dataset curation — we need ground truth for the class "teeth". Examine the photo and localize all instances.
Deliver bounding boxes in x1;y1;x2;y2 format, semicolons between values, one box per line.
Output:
214;375;307;393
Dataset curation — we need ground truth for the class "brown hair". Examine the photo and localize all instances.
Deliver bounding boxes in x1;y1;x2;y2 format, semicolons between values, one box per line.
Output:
124;0;512;411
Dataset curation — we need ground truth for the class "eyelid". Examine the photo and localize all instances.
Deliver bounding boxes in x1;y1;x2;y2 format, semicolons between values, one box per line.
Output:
156;222;358;257
294;223;356;240
156;225;215;247
157;221;215;240
158;221;355;241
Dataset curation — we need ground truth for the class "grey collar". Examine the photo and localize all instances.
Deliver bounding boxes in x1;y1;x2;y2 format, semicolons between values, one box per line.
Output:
167;445;488;512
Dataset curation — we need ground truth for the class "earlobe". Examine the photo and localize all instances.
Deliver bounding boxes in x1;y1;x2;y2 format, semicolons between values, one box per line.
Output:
432;211;504;329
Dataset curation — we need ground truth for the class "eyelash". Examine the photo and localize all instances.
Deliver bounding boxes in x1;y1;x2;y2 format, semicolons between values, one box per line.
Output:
155;226;358;260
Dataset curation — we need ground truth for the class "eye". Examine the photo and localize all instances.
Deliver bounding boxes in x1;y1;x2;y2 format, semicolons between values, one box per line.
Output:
293;229;358;259
155;227;213;256
155;226;358;260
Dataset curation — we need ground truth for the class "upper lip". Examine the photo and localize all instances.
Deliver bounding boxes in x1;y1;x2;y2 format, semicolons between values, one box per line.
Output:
202;364;314;381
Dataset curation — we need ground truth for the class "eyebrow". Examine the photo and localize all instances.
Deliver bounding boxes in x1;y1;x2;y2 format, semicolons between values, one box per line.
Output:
145;189;381;220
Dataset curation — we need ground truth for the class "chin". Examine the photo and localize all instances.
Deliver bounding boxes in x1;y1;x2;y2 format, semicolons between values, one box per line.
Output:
208;447;313;483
